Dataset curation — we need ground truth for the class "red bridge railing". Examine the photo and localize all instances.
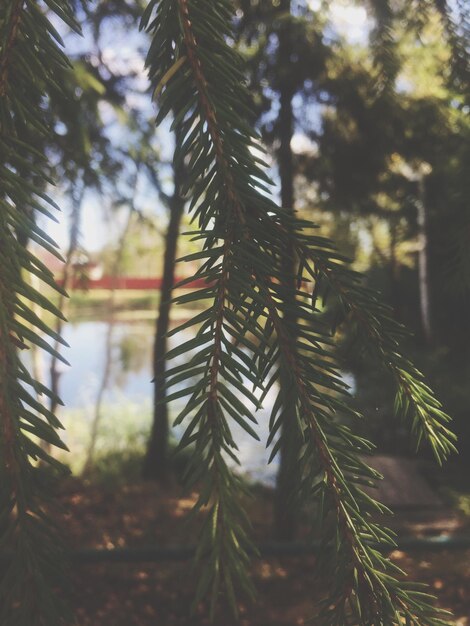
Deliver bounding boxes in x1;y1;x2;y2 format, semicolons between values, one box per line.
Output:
65;277;209;290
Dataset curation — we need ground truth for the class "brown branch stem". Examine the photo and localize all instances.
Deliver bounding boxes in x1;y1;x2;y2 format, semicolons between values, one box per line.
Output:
257;274;377;610
177;0;245;225
176;0;243;416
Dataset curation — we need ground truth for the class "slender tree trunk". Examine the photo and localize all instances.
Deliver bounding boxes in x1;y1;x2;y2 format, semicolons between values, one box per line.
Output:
81;314;115;475
30;272;47;411
417;175;432;344
50;183;84;418
274;0;300;541
142;157;185;482
389;220;402;321
82;206;134;475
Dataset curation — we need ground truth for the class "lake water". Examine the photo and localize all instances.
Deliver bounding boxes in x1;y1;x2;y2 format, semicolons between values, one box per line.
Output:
45;319;281;484
41;318;354;485
55;320;156;409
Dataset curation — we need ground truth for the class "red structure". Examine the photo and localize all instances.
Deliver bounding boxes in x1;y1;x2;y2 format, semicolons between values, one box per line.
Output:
67;276;209;290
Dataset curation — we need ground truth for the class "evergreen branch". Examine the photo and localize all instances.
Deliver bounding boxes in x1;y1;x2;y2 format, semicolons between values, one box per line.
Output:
177;0;246;226
0;1;79;623
175;0;258;613
143;0;455;622
290;232;457;463
0;0;24;97
257;274;450;625
143;0;261;613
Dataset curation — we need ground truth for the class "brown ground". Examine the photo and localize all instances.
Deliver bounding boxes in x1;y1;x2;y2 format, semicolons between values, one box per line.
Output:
56;478;470;625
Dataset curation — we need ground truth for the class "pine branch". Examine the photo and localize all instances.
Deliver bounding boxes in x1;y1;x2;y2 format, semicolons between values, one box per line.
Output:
255;272;450;625
142;0;261;614
0;1;79;623
0;0;23;97
142;0;455;623
290;230;457;463
174;3;259;616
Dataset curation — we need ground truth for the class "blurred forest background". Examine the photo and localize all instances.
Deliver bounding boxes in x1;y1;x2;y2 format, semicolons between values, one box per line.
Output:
26;0;469;623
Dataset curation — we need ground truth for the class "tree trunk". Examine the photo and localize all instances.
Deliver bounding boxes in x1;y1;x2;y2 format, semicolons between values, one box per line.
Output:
274;0;300;541
417;175;432;344
142;157;185;482
82;205;134;475
389;219;402;321
50;183;84;418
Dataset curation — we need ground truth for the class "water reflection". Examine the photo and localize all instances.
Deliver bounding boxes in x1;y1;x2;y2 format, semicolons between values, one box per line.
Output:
52;319;280;484
45;318;354;485
58;320;155;408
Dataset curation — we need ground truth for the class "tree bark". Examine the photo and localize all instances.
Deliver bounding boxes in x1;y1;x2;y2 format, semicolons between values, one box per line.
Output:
389;219;402;321
82;204;134;475
417;175;432;344
50;182;84;418
142;157;185;482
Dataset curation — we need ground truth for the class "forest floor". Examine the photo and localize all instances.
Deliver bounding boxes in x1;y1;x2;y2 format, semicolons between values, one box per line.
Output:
55;477;470;626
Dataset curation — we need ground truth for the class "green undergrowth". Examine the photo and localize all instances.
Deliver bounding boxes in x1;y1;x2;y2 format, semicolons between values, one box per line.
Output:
55;401;193;486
